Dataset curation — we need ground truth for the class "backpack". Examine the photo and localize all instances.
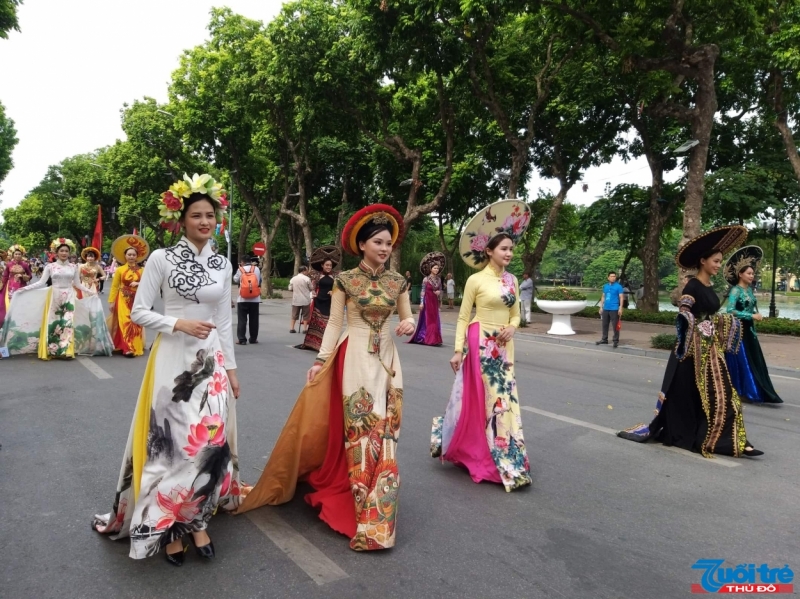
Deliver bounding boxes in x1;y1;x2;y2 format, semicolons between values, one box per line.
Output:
238;266;260;299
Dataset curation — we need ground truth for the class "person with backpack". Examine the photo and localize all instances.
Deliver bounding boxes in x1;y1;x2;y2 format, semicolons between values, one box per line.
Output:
234;254;262;345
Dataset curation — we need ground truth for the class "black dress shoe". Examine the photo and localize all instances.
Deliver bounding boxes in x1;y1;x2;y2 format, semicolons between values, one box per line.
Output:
613;342;619;348
595;340;608;345
743;447;764;457
236;340;247;345
249;340;258;344
194;541;216;559
165;545;186;567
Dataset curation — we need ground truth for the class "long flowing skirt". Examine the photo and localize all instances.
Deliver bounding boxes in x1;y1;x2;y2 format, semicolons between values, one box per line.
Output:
108;294;145;356
0;277;26;327
432;321;531;491
92;331;241;558
296;305;329;352
725;320;782;404
408;285;443;346
0;288;113;359
619;319;748;457
238;331;403;551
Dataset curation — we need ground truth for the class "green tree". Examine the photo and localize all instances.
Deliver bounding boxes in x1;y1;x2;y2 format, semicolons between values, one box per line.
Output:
0;100;18;192
0;0;21;39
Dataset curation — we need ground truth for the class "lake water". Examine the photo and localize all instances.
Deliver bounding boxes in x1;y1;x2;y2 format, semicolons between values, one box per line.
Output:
657;295;800;320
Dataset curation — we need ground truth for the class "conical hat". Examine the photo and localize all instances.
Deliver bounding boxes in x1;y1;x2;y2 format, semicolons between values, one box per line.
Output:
459;200;531;269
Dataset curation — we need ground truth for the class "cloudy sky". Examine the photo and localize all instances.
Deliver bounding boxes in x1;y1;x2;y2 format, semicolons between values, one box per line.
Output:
0;1;662;214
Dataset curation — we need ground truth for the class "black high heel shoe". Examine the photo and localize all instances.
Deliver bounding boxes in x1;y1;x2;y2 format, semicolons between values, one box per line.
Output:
743;447;764;457
165;544;187;567
194;540;215;559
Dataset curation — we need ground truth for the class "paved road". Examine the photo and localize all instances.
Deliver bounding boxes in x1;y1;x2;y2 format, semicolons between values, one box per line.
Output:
1;299;798;599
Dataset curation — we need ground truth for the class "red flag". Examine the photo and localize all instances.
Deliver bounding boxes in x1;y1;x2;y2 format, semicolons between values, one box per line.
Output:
91;206;103;251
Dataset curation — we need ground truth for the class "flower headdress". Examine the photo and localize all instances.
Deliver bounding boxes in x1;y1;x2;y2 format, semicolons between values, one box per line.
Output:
160;173;228;233
8;243;26;256
50;237;76;253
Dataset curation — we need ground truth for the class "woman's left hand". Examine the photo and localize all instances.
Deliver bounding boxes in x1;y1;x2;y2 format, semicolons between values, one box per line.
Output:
395;320;416;336
130;281;139;288
227;369;240;399
497;325;516;345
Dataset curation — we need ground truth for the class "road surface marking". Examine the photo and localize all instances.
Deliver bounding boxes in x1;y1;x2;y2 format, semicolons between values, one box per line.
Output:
78;357;113;380
246;510;349;586
522;405;740;468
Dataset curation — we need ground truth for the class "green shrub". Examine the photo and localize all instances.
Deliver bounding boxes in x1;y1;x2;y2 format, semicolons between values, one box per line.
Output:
537;287;587;301
757;318;800;337
270;277;290;290
651;333;677;350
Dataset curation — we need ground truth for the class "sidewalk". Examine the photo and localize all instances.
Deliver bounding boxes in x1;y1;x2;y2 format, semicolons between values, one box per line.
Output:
437;307;800;375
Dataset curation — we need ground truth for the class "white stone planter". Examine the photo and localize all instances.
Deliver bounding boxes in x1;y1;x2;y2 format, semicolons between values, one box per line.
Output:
535;299;587;335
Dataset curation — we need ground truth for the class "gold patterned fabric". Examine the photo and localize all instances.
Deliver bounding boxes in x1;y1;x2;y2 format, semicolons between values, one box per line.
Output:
239;262;414;551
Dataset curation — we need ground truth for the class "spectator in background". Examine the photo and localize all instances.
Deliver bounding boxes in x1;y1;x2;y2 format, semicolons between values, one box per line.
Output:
519;272;534;324
596;271;624;348
234;254;262;345
445;273;455;309
288;265;313;334
622;279;631;309
635;284;644;305
404;270;413;289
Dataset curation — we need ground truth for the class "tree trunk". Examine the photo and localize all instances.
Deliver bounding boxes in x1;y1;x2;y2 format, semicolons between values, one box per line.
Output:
288;219;303;275
335;176;349;254
522;180;572;275
237;212;254;263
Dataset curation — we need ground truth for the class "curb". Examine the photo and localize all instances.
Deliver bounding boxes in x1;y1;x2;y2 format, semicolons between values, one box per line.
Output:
518;331;800;379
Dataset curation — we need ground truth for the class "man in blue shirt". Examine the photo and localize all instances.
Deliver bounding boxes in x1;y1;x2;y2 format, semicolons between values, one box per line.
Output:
596;271;624;348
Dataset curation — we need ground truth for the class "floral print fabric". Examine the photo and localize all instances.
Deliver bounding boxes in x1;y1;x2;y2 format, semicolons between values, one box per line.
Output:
92;238;240;559
436;265;531;491
0;261;112;359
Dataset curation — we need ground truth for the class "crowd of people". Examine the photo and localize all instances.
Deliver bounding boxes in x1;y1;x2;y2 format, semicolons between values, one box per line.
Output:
0;174;785;566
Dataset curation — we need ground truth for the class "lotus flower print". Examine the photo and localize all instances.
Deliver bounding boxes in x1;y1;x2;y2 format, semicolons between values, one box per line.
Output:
155;485;205;530
183;414;226;457
215;350;225;367
208;371;228;397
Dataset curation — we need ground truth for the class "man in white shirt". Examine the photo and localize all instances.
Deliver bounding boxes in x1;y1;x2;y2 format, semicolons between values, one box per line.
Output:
445;273;455;309
288;265;313;333
233;255;262;345
519;272;534;323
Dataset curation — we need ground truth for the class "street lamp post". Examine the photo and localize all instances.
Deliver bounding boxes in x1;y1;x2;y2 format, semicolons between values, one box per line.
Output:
761;214;798;318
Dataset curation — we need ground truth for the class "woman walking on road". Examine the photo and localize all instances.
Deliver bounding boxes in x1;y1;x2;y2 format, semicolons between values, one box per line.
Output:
296;246;340;351
618;226;764;457
107;235;149;357
432;200;533;492
238;204;415;551
1;238;112;359
408;251;445;346
76;247;106;298
92;174;241;565
0;244;32;327
723;246;782;404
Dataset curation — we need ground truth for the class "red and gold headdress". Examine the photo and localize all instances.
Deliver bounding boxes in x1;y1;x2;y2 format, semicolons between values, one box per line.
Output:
111;235;150;264
341;204;405;256
81;246;101;261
